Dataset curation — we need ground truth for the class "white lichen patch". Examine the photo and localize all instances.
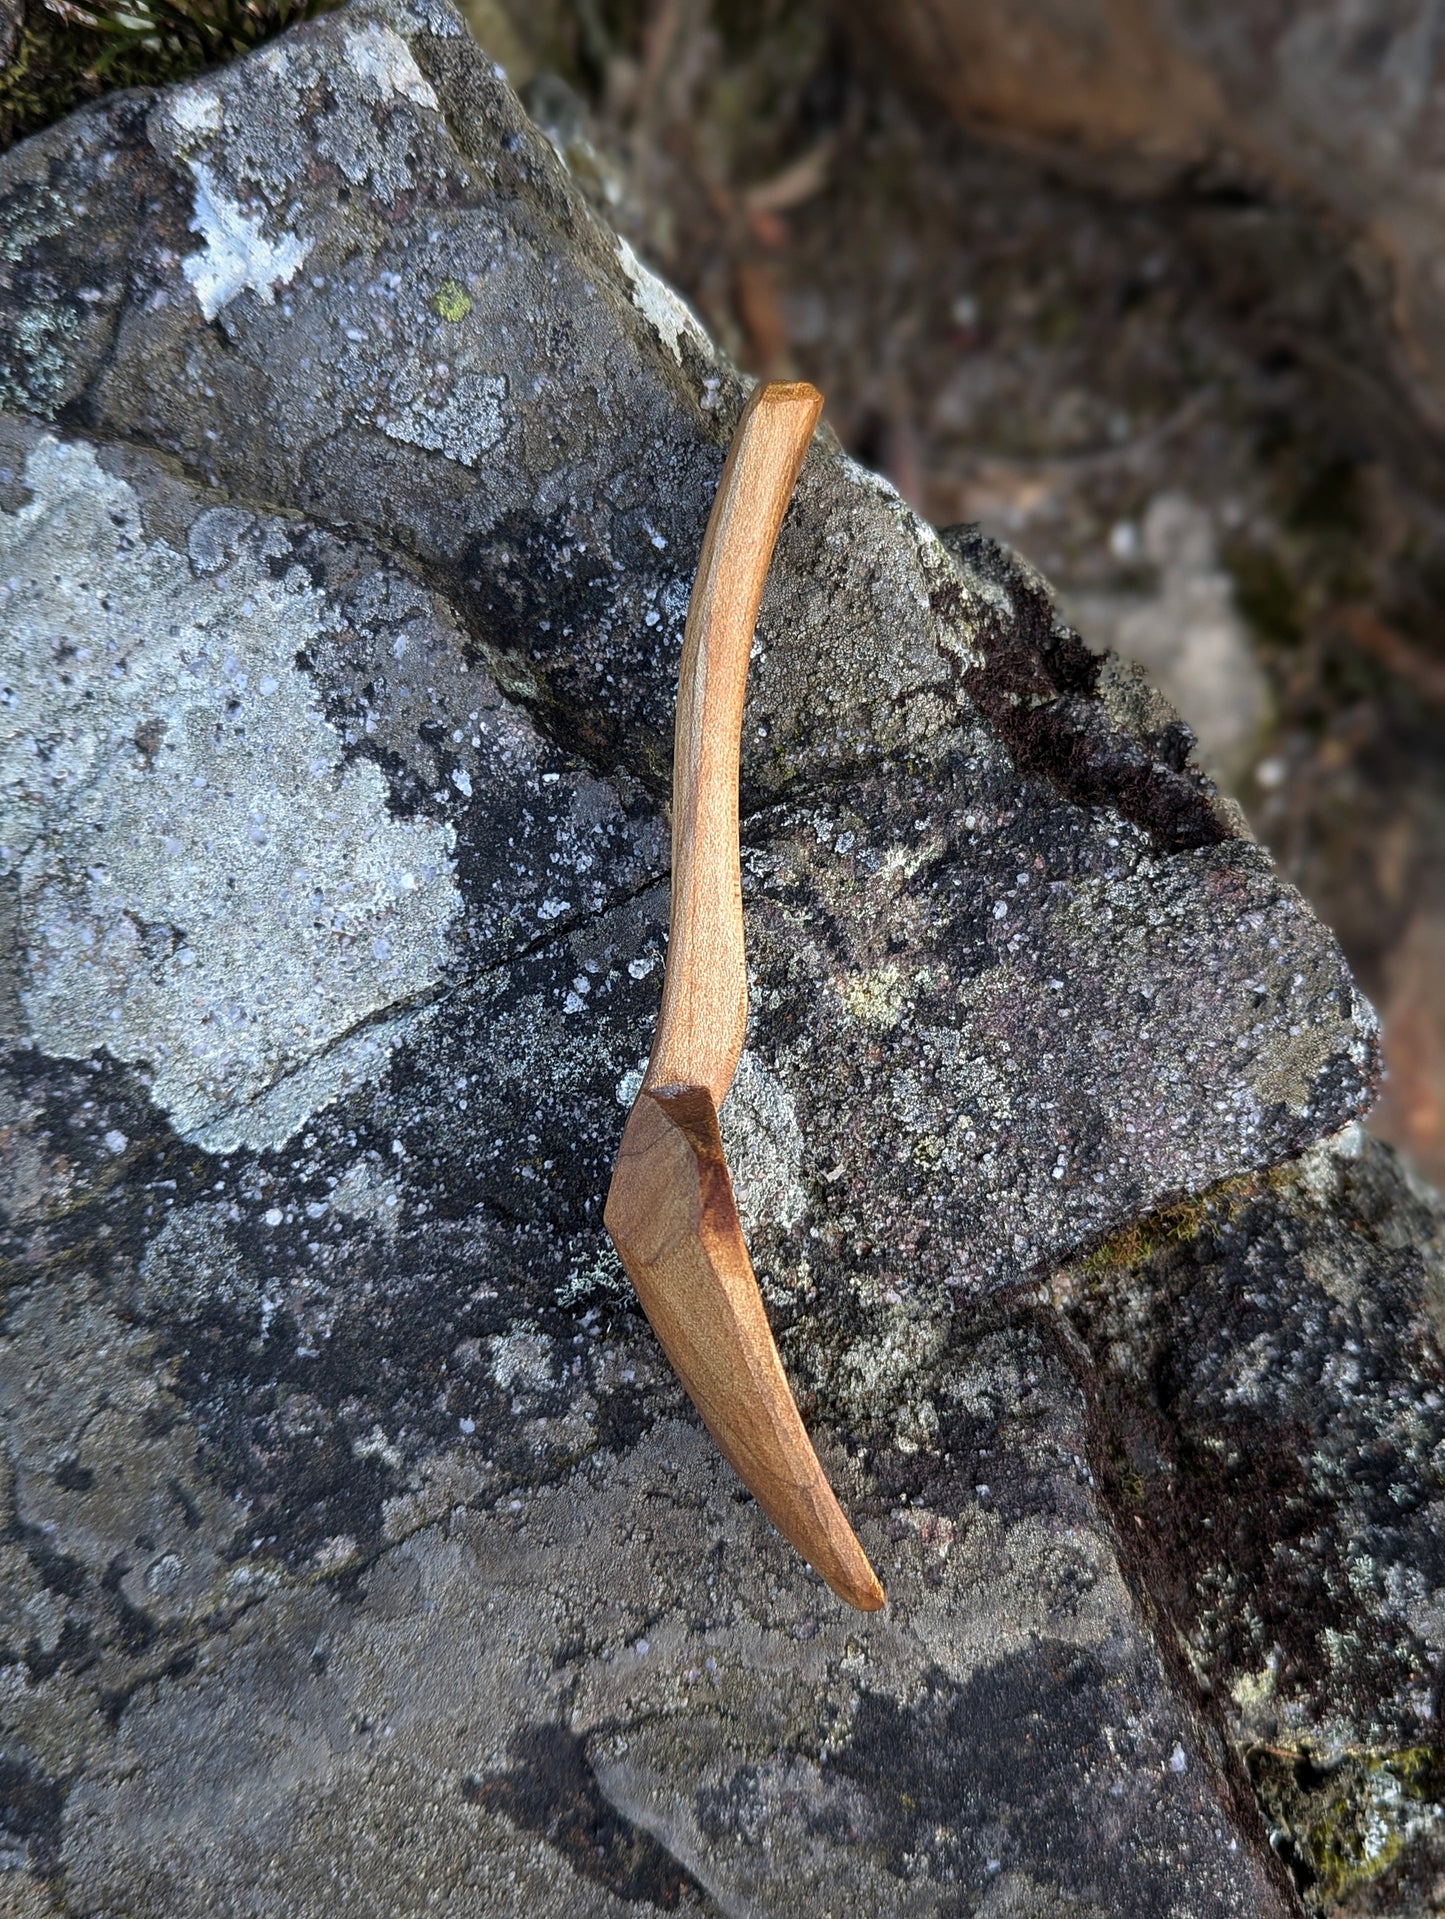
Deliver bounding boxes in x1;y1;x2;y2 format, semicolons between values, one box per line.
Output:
1;436;461;1153
615;1060;647;1109
719;1049;807;1237
1229;1655;1279;1729
832;1305;952;1453
1;305;81;420
615;235;711;367
353;1425;404;1472
489;1326;555;1395
373;363;508;468
151;12;444;246
1381;1541;1445;1650
341;19;439;108
329;1155;406;1235
377;0;464;35
181;163;312;322
167;84;222;137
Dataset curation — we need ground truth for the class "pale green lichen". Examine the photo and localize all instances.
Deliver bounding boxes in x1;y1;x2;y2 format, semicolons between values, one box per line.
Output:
1255;1744;1445;1906
0;182;77;416
0;303;80;419
489;1325;555;1395
139;1203;260;1326
432;277;473;322
840;961;908;1033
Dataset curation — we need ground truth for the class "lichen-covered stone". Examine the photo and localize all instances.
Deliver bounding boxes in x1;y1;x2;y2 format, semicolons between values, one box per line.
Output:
0;3;1430;1914
1058;1129;1445;1913
0;415;663;1155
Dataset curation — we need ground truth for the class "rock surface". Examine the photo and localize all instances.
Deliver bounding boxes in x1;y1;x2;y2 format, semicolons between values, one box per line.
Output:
0;4;1437;1914
1060;1128;1445;1910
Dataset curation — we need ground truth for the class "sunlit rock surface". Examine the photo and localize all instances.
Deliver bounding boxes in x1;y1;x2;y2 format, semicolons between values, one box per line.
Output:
0;5;1436;1914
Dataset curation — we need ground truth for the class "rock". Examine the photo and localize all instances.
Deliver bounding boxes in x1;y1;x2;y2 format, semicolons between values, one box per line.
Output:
0;3;1429;1913
52;1320;1299;1919
1058;1127;1445;1911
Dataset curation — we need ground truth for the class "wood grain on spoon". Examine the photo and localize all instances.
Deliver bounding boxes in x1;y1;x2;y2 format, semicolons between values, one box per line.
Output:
605;381;885;1613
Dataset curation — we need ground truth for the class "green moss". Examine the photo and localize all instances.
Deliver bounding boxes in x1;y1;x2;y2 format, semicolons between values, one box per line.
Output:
1072;1155;1346;1292
432;279;474;323
1308;1786;1405;1897
1074;1171;1265;1281
1391;1746;1445;1800
0;0;339;155
1251;1743;1445;1911
1077;1203;1205;1278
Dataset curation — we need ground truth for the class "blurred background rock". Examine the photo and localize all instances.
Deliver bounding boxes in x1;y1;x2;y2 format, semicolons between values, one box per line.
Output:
9;0;1445;1187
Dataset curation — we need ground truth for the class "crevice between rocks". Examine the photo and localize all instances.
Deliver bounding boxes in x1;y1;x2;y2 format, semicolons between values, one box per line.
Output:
1048;1188;1313;1916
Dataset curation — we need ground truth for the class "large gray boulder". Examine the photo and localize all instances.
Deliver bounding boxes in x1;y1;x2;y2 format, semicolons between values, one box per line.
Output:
0;4;1437;1914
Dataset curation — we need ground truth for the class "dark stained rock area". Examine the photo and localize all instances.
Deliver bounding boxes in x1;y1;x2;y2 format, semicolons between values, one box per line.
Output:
1058;1130;1445;1911
0;4;1439;1914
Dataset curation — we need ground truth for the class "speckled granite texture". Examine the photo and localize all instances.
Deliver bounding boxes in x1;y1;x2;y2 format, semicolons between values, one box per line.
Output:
0;5;1438;1915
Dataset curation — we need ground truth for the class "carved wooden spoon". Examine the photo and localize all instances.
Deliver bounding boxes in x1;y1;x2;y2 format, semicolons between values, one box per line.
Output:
604;381;885;1613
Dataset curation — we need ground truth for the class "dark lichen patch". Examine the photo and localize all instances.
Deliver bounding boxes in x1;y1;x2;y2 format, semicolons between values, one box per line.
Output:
1250;1743;1445;1913
1061;1133;1445;1760
0;1748;62;1876
268;510;668;960
863;1311;1101;1530
466;1724;711;1910
0;95;152;417
941;524;1231;854
156;1210;519;1568
0;1048;216;1304
0;1252;242;1687
456;502;691;787
125;893;684;1568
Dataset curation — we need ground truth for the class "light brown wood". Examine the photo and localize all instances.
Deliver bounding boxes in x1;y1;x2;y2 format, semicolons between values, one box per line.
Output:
643;381;823;1108
605;382;885;1614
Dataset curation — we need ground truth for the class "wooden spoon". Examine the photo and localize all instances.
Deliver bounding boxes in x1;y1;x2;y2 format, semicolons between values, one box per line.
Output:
604;381;885;1613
